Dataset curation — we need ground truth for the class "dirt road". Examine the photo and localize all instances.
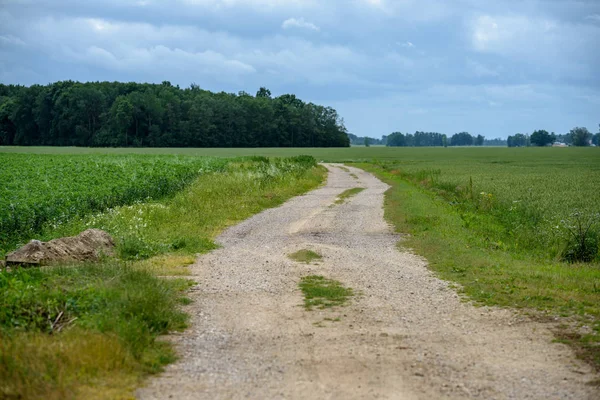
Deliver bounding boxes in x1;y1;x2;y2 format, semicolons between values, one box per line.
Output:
137;164;597;399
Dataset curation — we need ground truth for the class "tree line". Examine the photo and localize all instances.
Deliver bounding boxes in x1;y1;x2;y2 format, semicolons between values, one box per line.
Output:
508;127;599;147
0;81;350;148
378;127;599;148
386;131;484;147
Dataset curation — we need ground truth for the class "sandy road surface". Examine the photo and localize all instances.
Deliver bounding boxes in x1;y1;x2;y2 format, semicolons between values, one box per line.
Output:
137;164;597;400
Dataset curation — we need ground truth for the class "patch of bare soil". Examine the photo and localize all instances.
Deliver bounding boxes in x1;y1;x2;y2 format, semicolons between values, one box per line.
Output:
5;229;114;267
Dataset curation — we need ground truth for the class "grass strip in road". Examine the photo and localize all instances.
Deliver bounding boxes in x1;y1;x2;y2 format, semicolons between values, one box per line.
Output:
289;249;323;264
300;276;354;310
334;187;365;205
357;162;600;371
0;157;327;399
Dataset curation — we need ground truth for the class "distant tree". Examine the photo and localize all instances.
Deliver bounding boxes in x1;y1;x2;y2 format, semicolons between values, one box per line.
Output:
386;132;406;147
386;131;445;147
475;134;484;146
256;87;272;99
507;133;529;147
450;132;474;146
530;130;555;147
0;97;17;145
570;127;592;147
347;133;386;146
593;124;600;146
364;137;370;147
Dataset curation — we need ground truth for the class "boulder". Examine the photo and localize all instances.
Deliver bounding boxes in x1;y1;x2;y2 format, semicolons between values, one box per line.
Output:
5;229;115;266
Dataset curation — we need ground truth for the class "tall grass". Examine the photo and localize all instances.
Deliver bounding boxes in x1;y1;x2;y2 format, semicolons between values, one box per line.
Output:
0;262;190;399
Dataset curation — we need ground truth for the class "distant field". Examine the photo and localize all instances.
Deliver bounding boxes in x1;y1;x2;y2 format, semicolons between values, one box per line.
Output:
1;144;598;163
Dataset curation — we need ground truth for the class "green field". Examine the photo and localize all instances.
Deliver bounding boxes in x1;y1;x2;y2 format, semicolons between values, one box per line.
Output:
0;154;231;256
1;146;599;394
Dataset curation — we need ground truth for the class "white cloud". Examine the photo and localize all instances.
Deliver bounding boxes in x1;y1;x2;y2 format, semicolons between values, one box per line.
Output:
69;44;256;76
282;17;319;31
585;14;600;23
0;34;26;46
397;41;414;48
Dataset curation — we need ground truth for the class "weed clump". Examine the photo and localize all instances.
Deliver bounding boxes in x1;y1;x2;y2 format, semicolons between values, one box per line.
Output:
289;249;322;264
560;211;600;263
299;275;353;310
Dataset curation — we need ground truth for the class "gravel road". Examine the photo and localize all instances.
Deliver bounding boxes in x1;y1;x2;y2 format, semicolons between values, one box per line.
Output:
137;164;597;399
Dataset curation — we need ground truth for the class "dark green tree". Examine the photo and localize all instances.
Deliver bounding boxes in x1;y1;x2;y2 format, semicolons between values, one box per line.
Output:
570;127;592;147
507;133;529;147
530;130;555;147
0;81;350;148
256;87;272;99
450;132;474;146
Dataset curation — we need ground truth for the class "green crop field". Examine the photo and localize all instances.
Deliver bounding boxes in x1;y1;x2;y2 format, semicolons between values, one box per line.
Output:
0;154;231;256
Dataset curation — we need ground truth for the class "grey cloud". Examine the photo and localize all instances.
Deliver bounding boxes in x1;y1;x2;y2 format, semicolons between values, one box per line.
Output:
1;0;599;138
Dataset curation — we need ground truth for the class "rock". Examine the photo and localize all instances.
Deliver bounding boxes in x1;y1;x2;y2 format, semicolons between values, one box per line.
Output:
5;229;115;266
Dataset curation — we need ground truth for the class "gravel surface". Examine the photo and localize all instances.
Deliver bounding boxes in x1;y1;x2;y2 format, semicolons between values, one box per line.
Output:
137;164;598;400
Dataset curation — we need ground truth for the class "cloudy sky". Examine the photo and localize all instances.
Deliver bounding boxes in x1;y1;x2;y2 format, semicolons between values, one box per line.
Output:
1;0;599;138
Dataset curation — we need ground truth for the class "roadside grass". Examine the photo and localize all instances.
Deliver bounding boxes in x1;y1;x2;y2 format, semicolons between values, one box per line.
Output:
299;276;354;310
289;249;323;264
357;162;600;370
137;255;197;276
334;188;365;205
0;156;327;399
0;262;191;399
